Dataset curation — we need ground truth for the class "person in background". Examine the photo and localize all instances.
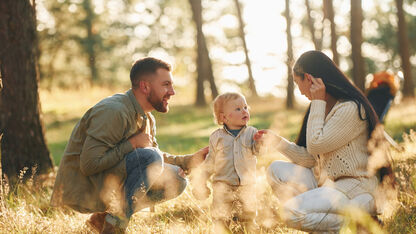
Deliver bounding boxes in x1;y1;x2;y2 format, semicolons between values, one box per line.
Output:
366;71;399;122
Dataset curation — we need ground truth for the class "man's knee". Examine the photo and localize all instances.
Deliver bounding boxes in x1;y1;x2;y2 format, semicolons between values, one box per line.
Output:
147;164;187;202
135;148;163;165
139;148;164;180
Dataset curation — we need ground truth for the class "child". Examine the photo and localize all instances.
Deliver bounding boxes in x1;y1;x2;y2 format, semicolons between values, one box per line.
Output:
191;92;261;232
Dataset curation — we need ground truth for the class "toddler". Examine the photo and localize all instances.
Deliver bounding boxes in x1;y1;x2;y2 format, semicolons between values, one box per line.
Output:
192;92;261;232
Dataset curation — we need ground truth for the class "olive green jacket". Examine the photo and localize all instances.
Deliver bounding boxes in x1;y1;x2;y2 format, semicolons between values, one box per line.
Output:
50;89;192;213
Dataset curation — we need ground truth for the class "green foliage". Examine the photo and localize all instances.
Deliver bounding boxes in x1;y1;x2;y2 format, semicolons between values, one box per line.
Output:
366;0;416;73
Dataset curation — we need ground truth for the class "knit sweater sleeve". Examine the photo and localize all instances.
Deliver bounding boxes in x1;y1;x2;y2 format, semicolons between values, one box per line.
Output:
306;100;366;155
275;135;316;168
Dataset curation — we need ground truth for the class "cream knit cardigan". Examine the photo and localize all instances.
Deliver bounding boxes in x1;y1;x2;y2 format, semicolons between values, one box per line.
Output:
275;100;378;199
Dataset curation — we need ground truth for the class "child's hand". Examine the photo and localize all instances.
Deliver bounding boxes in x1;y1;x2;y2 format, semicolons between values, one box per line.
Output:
253;129;268;142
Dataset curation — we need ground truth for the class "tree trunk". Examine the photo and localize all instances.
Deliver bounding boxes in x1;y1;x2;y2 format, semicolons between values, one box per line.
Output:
350;0;366;91
189;0;218;106
0;0;53;184
305;0;322;51
323;0;339;66
234;0;258;97
83;0;99;84
395;0;414;97
284;0;295;109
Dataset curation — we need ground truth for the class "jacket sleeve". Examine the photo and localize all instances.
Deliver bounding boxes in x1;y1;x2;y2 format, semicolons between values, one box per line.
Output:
306;100;367;155
250;127;261;155
80;105;133;176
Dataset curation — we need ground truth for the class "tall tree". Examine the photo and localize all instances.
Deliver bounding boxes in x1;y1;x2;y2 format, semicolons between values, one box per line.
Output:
323;0;339;66
304;0;322;50
350;0;366;91
233;0;257;97
81;0;99;83
0;0;53;183
284;0;295;109
189;0;218;106
395;0;414;97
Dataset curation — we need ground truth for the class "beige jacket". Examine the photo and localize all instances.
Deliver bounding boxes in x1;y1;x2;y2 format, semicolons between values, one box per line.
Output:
50;89;192;213
275;100;378;199
202;126;259;186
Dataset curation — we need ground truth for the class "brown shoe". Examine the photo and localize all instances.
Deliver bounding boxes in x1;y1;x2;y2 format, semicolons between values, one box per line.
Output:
100;214;127;234
86;212;108;233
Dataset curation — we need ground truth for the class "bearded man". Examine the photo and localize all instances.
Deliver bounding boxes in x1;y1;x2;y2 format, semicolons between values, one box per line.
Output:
50;57;208;233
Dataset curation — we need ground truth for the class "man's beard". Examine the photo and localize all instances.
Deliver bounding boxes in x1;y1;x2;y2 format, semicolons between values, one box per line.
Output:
147;90;169;113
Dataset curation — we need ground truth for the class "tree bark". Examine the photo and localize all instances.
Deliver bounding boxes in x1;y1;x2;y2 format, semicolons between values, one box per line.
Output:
284;0;295;109
83;0;99;84
395;0;414;97
305;0;322;51
234;0;258;97
350;0;366;91
323;0;339;66
0;0;53;183
189;0;218;106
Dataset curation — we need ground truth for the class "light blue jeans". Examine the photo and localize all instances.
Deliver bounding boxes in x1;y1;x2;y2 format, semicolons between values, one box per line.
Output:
267;161;375;233
124;148;187;218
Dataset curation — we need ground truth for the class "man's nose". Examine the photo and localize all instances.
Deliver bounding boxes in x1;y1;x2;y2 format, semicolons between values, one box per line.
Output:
169;86;176;96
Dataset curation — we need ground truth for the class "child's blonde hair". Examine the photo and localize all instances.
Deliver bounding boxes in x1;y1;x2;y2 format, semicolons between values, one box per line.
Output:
213;92;246;125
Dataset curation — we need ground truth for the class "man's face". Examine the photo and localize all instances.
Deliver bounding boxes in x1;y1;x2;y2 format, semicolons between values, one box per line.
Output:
147;68;176;113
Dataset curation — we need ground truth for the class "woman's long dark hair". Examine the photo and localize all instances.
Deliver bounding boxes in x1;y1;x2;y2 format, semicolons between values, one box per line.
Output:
294;50;379;147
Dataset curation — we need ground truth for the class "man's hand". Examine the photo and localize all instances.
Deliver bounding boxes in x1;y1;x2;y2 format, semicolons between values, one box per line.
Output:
128;132;153;148
188;146;209;170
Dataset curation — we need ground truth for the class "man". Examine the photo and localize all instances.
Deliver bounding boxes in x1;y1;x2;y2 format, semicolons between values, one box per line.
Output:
50;57;208;233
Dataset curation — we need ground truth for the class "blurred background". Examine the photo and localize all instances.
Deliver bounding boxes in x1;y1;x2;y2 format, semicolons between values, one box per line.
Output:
1;1;416;232
34;0;415;104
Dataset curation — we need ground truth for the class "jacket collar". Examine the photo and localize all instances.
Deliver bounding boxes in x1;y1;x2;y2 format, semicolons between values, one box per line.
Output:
127;89;147;119
223;125;247;138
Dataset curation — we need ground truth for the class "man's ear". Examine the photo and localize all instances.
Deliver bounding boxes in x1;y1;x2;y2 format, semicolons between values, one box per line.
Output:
139;80;150;94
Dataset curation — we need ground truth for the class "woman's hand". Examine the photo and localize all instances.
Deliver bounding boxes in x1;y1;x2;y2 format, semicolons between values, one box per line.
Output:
307;73;326;100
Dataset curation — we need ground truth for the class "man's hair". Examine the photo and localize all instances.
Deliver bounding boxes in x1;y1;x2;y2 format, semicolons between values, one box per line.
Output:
213;92;245;125
130;57;171;89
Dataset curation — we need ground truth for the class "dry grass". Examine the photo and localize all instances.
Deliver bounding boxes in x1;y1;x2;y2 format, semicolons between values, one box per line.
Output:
0;88;415;233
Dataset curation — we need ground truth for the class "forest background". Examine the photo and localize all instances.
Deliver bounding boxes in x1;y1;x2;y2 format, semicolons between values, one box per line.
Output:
0;0;416;233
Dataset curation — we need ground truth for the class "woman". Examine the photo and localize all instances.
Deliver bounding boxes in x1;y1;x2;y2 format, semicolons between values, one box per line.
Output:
259;50;379;232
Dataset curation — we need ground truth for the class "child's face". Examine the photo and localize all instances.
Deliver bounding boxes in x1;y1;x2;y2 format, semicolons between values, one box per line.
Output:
222;97;250;130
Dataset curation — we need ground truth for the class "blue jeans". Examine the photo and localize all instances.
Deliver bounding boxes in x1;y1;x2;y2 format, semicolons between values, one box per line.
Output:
124;148;187;218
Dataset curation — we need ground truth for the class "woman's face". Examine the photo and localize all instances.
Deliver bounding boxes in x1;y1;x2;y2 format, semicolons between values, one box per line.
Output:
294;73;312;100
